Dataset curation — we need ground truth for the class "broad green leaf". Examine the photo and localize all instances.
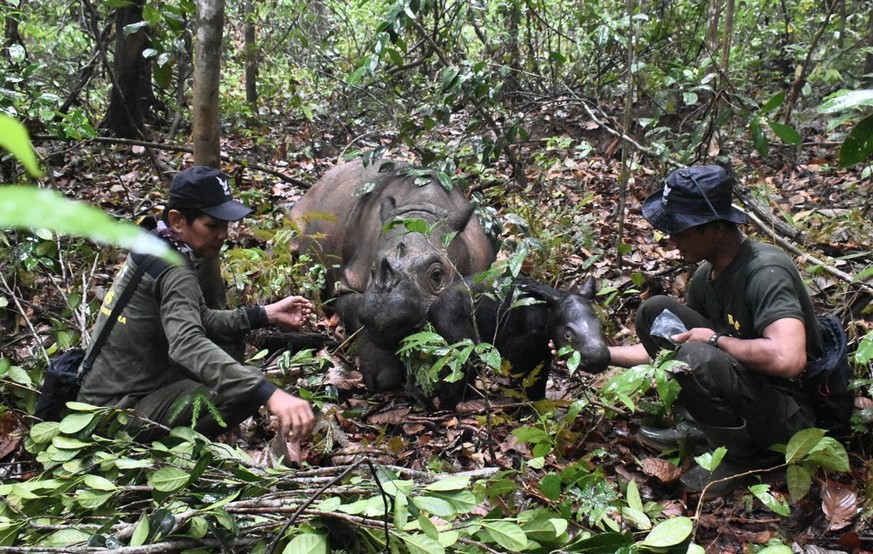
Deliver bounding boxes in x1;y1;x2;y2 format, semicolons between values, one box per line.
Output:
0;187;180;262
0;115;41;176
855;331;873;365
381;478;414;497
115;458;153;470
695;447;726;471
804;437;850;472
749;484;791;516
417;512;439;540
283;533;328;554
818;89;873;113
65;401;102;412
519;509;569;542
83;474;117;491
767;121;802;145
51;436;93;449
428;489;477;514
316;497;342;511
394;491;409;530
785;428;826;463
640;516;693;547
29;422;59;444
480;520;528;551
38;529;91;548
751;119;769;156
688;544;706;554
148;467;190;492
786;464;813;501
59;412;96;434
400;531;445;554
188;516;208;539
621;506;651;531
760;92;785;115
839;114;873;167
424;475;471;492
75;490;114;510
130;515;149;547
539;473;562;501
412;495;456;518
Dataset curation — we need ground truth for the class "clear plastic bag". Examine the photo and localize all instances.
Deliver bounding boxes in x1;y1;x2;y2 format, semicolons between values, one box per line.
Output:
650;309;688;345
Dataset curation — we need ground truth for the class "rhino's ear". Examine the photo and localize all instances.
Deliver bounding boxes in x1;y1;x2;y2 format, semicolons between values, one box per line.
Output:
447;204;474;231
380;196;397;223
519;279;563;305
579;278;597;299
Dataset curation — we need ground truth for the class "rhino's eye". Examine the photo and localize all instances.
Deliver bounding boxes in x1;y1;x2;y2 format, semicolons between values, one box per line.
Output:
427;264;446;293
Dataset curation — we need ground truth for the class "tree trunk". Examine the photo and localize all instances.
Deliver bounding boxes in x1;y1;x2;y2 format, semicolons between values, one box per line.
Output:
864;8;873;88
104;0;152;139
706;0;719;57
193;0;225;168
244;0;257;107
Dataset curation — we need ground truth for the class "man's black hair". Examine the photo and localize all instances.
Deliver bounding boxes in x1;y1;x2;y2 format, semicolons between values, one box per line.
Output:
161;203;205;224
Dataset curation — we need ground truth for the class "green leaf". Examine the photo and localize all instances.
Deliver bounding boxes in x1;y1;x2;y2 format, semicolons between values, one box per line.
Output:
480;520;528;551
785;428;826;463
759;92;785;115
58;412;96;434
0;187;180;262
424;475;471;492
749;484;791;516
51;436;93;449
0;115;41;176
751;119;769;156
767;121;802;145
539;473;562;501
38;529;91;548
786;464;813;501
839;114;873;167
83;474;117;491
804;437;850;472
640;516;693;547
283;533;328;554
130;515;149;547
818;89;873;113
400;531;445;554
412;495;456;518
148;467;190;492
695;446;726;471
394;491;409;530
757;544;794;553
855;330;873;365
29;422;59;444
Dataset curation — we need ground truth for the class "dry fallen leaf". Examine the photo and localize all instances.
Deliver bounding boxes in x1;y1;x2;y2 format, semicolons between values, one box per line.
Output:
821;480;857;531
368;407;410;425
0;413;23;460
642;457;682;484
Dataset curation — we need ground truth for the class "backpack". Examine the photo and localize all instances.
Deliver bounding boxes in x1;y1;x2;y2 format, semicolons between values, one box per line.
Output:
800;316;854;435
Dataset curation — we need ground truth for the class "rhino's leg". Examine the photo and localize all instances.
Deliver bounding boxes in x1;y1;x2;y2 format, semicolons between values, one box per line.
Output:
357;331;405;391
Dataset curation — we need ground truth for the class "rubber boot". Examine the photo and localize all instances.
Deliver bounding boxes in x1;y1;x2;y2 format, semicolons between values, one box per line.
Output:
680;419;760;496
637;420;707;453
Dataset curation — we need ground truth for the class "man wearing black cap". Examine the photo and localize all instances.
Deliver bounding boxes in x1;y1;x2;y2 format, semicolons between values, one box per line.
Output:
608;165;820;494
78;166;316;443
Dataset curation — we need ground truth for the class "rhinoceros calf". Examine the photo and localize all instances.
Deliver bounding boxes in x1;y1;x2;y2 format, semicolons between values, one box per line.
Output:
290;159;496;395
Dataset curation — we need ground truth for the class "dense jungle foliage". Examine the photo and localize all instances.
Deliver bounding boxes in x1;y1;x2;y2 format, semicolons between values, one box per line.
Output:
1;0;872;552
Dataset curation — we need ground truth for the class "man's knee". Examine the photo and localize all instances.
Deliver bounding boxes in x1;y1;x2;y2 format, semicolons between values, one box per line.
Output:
676;342;739;396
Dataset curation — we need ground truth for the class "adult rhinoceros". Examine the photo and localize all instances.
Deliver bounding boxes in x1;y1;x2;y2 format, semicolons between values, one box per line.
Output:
290;159;496;394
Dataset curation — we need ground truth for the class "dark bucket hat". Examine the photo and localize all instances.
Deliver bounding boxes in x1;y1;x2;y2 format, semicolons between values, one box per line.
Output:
641;165;747;234
169;166;252;221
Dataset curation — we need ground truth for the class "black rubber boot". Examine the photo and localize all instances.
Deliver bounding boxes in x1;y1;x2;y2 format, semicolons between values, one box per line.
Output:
637;420;707;452
680;419;761;496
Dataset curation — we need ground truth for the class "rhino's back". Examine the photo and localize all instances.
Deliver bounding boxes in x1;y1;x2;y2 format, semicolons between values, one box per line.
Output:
290;159;494;294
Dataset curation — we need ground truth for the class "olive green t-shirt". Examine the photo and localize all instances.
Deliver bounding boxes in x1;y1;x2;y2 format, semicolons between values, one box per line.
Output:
78;253;274;409
685;239;823;361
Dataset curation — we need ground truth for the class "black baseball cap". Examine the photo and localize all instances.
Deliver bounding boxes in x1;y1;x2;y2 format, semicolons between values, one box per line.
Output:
641;165;747;234
169;166;252;221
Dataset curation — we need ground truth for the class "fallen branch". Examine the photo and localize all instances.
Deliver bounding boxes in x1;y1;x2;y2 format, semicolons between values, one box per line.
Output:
30;135;311;188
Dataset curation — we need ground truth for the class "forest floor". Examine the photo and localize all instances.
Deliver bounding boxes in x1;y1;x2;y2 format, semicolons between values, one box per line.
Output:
4;112;873;552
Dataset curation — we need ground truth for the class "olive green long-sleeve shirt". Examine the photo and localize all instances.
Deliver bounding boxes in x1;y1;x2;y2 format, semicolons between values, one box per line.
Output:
78;253;276;409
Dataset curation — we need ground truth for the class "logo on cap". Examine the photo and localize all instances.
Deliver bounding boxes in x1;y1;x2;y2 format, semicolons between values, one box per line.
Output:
216;175;231;197
661;183;672;205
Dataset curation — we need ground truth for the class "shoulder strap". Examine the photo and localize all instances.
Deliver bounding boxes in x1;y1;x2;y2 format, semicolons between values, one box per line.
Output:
78;256;157;381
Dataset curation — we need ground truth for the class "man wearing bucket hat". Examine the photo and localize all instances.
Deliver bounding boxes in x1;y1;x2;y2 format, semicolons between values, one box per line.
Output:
608;165;820;494
78;166;316;443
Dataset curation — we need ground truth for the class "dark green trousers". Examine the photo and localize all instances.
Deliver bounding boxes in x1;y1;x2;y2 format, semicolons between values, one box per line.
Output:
635;296;815;454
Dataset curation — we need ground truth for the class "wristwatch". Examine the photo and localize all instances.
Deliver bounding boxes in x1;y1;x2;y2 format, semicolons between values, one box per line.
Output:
708;332;724;348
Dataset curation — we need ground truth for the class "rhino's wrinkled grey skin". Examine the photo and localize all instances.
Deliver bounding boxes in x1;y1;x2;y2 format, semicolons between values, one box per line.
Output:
290;159;496;392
